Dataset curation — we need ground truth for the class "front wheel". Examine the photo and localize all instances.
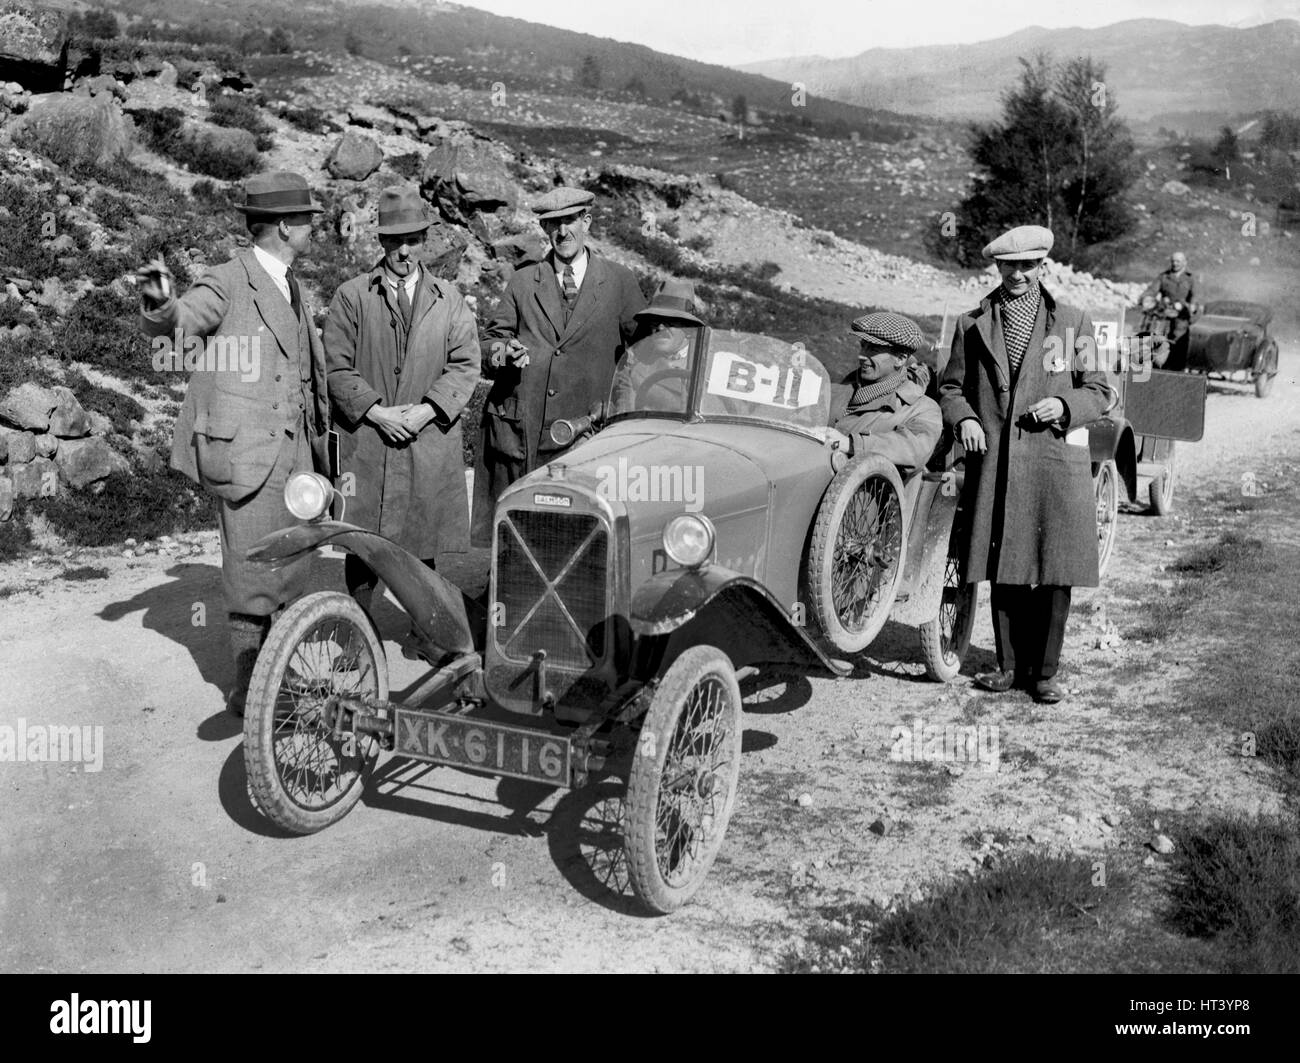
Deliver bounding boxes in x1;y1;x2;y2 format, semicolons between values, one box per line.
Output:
805;454;907;653
1094;459;1119;578
243;591;386;835
1254;341;1278;398
625;646;742;915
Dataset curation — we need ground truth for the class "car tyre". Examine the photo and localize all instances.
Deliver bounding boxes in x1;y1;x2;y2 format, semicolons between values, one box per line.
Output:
918;519;977;683
1148;445;1176;515
625;646;742;915
244;591;385;835
1094;459;1119;578
805;454;907;653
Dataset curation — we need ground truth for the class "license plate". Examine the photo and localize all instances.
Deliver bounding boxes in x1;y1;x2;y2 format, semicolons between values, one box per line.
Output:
394;711;571;785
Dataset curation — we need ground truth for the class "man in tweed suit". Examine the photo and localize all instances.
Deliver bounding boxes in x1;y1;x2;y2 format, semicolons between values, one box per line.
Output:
136;171;331;716
940;225;1115;703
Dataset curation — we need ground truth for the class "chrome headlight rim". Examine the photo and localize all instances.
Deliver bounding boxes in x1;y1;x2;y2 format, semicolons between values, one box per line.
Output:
284;471;335;521
662;513;716;568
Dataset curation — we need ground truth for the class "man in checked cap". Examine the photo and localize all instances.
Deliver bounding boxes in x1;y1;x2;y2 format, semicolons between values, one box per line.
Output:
939;224;1115;704
822;311;942;475
473;186;646;543
135;171;332;716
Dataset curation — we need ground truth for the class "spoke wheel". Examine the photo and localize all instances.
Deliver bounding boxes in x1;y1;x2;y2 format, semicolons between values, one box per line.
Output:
244;591;386;835
1255;342;1278;398
1148;444;1176;515
918;521;977;682
625;646;742;914
805;455;906;653
1094;459;1119;578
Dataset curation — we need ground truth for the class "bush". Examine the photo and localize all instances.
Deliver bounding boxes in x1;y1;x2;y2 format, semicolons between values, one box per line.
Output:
0;333;59;395
32;461;215;546
134;105;260;180
55;288;164;387
65;371;147;433
389;152;423;179
207;93;275;152
0;517;33;562
281;106;339;135
0;297;38;330
90;189;138;232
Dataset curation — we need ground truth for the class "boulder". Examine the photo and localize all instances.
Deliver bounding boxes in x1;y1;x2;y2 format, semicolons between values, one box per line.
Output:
11;92;135;167
76;73;126;101
33;429;55;458
1162;180;1191;197
10;453;55;498
0;2;67;93
48;386;89;438
326;130;383;181
0;473;12;520
180;118;257;161
86;410;111;436
55;435;128;488
0;381;57;431
422;140;518;213
491;234;545;268
155;61;177;88
0;426;36;463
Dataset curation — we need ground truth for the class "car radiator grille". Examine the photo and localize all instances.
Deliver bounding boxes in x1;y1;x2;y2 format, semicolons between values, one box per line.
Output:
495;508;609;670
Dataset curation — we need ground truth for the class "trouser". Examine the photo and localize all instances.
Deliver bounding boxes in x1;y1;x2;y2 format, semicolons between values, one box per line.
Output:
345;553;437;615
990;583;1072;679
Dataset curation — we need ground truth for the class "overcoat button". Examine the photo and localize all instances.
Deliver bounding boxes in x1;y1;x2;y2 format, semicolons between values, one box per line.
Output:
394;366;401;376
547;388;556;396
274;374;282;382
272;402;280;410
999;384;1009;392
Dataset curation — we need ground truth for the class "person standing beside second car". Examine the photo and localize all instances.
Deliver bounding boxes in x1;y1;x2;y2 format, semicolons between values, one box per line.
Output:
940;225;1116;704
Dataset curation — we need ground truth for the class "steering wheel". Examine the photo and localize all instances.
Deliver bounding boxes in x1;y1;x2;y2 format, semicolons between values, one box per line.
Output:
633;367;691;408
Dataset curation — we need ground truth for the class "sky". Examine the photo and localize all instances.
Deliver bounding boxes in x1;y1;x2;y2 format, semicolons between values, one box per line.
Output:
458;0;1300;66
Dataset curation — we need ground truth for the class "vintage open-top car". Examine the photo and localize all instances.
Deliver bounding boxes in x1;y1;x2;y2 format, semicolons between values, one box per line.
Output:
242;326;973;913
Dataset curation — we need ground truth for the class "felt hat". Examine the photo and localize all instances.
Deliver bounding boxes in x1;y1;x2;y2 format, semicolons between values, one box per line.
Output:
238;171;323;216
635;278;704;326
377;184;431;236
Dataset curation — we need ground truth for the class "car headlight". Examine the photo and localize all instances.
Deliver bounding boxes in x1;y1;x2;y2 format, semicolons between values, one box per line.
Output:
662;514;715;568
284;472;335;521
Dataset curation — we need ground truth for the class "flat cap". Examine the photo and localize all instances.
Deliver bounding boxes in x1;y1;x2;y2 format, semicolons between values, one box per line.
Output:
532;186;594;220
982;224;1054;261
849;311;925;353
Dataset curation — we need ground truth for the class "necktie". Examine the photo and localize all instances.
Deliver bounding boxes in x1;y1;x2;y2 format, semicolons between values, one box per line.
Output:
286;266;303;322
562;264;577;321
397;281;413;331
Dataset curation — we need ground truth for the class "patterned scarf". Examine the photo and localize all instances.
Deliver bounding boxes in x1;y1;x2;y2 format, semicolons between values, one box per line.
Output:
847;366;913;411
998;282;1042;375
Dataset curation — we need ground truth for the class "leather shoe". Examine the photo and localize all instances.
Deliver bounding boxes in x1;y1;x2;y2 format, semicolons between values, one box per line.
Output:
1034;677;1064;703
974;669;1017;693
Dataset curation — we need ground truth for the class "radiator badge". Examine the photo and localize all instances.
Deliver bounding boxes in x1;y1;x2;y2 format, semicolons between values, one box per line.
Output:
533;493;573;508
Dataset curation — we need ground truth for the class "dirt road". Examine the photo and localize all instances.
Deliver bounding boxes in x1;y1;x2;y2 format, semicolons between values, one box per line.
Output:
2;342;1297;972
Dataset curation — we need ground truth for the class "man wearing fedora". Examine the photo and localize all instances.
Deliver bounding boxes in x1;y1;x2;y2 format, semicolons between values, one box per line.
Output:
136;170;332;715
474;186;646;540
939;225;1115;703
611;279;705;412
323;184;481;619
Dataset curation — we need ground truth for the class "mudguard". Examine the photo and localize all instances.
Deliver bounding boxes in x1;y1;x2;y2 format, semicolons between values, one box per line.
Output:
630;565;851;677
891;478;958;626
248;522;479;655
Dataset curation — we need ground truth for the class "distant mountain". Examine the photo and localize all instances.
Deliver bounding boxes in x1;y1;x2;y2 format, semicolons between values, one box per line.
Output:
97;0;921;138
741;19;1300;129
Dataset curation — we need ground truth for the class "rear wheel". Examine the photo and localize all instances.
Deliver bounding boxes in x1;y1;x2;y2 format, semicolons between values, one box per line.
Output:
625;646;742;915
1148;445;1176;515
1255;341;1278;398
805;455;907;653
1094;460;1119;578
918;523;977;683
243;591;386;835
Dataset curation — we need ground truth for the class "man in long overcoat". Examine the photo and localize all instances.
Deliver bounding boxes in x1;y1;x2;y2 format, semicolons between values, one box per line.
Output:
136;171;331;715
324;185;481;613
940;225;1116;703
473;186;645;542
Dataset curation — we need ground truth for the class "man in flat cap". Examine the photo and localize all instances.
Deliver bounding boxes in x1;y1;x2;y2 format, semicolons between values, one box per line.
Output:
324;184;481;624
1140;251;1195;369
136;171;331;715
822;311;942;475
474;186;646;539
939;224;1115;703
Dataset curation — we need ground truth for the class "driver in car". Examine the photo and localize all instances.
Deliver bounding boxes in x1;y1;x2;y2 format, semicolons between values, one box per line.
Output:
820;312;942;475
610;279;705;412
